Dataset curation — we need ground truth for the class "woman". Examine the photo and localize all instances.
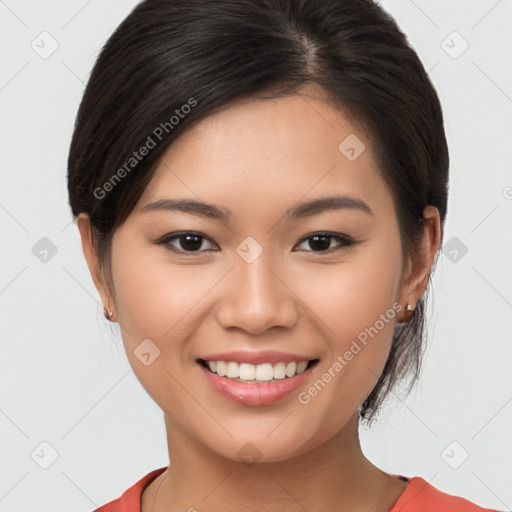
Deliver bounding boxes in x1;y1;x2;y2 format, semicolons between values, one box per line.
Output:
67;0;500;510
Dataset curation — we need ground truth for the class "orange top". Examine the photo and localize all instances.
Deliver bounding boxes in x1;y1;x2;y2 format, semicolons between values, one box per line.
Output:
94;467;500;512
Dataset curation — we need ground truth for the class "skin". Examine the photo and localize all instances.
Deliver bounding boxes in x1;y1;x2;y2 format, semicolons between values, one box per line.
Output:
77;84;441;511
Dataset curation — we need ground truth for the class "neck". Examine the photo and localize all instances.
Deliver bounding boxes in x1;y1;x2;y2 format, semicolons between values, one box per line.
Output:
144;412;406;512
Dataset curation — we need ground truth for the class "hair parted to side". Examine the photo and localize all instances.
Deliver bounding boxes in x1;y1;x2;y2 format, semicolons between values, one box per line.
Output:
67;0;449;426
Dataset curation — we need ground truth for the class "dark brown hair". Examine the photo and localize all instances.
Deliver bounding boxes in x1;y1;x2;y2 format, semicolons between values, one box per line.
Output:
67;0;449;425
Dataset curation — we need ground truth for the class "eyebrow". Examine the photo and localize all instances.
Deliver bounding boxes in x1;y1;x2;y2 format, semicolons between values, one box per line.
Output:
141;195;373;220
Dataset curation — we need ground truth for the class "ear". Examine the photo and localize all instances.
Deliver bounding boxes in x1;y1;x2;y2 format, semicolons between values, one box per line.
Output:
398;205;441;321
76;213;116;317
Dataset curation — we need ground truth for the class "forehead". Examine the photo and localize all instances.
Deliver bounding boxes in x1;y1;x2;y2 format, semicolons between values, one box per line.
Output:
136;86;393;224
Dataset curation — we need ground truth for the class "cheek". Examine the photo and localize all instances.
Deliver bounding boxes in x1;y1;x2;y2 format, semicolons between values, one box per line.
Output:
304;239;403;343
294;238;403;422
109;236;229;377
109;244;207;415
111;230;205;335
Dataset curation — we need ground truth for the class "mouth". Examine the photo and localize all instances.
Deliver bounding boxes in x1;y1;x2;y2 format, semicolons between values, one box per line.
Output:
197;358;320;383
196;349;321;406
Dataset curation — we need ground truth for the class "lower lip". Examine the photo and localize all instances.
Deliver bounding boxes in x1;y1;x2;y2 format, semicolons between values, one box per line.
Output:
198;363;315;406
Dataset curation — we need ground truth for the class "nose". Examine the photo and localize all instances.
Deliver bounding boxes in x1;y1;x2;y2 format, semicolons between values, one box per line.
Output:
215;251;299;335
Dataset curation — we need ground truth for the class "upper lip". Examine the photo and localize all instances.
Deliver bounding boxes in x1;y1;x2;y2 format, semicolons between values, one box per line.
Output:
198;350;316;366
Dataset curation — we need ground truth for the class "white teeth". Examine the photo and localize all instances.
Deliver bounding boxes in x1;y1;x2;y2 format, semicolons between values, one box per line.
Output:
296;361;308;374
216;361;227;377
239;363;255;380
273;362;286;379
226;361;239;378
285;362;297;377
255;363;274;381
203;359;313;382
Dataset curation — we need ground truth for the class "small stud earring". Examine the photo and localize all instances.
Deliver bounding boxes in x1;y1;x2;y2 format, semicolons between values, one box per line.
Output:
104;307;114;321
406;303;414;312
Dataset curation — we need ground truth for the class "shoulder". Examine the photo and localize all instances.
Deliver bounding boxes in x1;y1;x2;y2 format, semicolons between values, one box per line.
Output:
389;476;501;512
92;467;167;512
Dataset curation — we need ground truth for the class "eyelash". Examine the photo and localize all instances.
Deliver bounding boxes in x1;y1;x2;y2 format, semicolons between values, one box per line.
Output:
155;231;359;255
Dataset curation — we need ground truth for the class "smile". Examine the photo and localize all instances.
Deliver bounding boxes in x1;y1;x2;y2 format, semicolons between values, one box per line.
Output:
199;359;318;383
197;357;320;406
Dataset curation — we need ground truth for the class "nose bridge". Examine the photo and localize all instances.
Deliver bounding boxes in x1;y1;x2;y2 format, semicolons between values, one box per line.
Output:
217;240;298;332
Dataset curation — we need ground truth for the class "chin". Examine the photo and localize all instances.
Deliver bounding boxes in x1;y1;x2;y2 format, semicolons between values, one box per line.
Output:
204;422;337;466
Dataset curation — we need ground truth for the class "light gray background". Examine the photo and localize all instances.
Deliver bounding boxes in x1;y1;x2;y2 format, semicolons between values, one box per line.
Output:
1;1;511;510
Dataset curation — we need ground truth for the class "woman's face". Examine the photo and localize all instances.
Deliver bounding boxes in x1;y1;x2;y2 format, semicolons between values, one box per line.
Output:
105;86;410;462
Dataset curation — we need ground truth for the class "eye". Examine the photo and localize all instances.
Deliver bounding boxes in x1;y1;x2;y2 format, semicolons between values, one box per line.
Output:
156;232;217;254
155;231;358;255
294;232;357;253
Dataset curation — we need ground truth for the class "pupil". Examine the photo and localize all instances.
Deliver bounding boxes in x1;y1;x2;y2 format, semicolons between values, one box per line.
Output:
310;235;330;251
181;235;202;251
178;235;332;252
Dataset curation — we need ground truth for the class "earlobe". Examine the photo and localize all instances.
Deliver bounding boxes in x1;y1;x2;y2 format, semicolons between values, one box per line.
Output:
76;213;115;318
398;302;415;323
